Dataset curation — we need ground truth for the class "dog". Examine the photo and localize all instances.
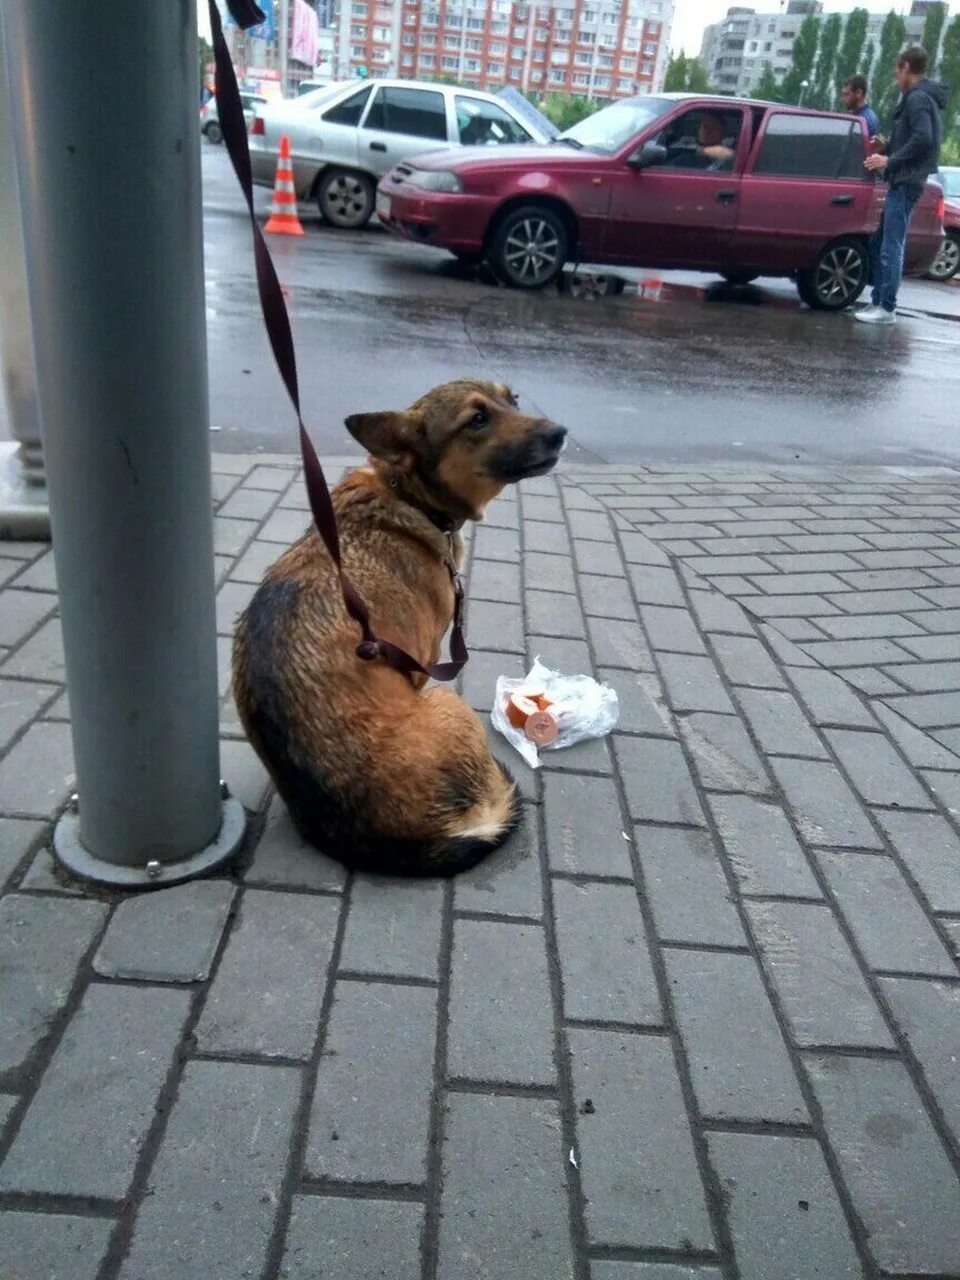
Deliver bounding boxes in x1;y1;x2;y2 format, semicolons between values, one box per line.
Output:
232;379;567;876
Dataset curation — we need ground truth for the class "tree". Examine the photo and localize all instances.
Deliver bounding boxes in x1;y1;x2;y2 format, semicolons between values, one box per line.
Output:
939;15;960;145
198;35;214;98
540;94;601;130
861;39;875;88
752;62;780;102
686;58;712;93
872;11;907;125
811;13;843;109
781;13;821;105
663;51;712;93
835;8;869;100
922;1;948;76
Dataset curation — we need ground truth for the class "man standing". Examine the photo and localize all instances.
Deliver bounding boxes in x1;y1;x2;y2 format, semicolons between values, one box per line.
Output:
842;74;880;139
857;46;948;326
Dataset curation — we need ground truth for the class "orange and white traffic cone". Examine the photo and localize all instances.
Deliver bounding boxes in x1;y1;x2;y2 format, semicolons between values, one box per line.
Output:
264;135;304;237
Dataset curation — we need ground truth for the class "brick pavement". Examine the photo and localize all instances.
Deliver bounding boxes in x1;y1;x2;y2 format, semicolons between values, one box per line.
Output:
1;456;960;1278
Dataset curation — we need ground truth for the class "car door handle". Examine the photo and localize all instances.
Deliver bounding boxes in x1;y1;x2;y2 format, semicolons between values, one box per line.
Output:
370;142;387;152
831;195;854;205
716;189;737;203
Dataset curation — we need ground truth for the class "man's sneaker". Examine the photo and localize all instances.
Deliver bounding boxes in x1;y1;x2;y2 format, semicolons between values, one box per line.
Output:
854;305;896;325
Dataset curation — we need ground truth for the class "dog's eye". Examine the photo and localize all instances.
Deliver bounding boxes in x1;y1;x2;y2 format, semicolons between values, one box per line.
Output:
468;407;489;430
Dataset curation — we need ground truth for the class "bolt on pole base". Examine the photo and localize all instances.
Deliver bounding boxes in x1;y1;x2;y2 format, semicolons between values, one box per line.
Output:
53;796;246;889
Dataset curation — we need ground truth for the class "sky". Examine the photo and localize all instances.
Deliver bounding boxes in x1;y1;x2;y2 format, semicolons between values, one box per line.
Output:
670;0;958;58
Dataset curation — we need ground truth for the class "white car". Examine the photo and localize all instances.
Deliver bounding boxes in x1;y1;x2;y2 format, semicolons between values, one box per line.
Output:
248;78;551;229
200;91;268;145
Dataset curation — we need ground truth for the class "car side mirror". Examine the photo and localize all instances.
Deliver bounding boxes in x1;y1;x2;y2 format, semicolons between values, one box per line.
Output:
627;141;668;171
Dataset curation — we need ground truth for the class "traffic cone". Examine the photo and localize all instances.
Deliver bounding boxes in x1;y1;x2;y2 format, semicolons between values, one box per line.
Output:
264;136;304;237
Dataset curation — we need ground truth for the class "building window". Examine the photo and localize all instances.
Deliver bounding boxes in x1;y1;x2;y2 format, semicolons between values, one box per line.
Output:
617;76;633;90
620;56;635;71
573;71;590;85
352;43;366;57
598;53;613;68
419;54;436;67
535;27;548;42
421;6;438;24
510;66;522;78
575;50;591;65
402;32;415;46
555;26;571;43
442;55;459;69
401;52;414;66
467;16;485;30
594;73;610;87
533;47;545;61
513;25;526;38
531;69;544;82
549;68;566;82
491;20;508;34
624;36;638;51
642;42;657;56
421;31;436;46
578;30;596;44
351;2;367;13
444;35;459;50
466;38;482;51
512;45;524;58
351;22;367;38
551;50;569;65
490;40;506;55
640;62;654;76
487;62;505;77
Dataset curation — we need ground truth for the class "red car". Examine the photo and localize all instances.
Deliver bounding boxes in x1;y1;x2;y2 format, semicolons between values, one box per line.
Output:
928;167;960;280
378;93;944;311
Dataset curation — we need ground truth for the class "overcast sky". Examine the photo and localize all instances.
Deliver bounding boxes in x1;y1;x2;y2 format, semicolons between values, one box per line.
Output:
670;0;958;58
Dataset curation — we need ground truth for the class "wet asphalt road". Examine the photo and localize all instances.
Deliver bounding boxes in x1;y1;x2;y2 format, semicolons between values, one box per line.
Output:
201;146;960;466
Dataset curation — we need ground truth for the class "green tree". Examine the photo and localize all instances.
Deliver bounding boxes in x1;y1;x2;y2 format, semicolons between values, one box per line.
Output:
752;62;781;102
781;13;821;105
922;1;948;76
811;12;843;109
861;38;875;87
198;35;213;98
939;15;960;147
835;8;869;100
873;11;907;125
686;58;712;93
664;51;688;91
540;94;601;130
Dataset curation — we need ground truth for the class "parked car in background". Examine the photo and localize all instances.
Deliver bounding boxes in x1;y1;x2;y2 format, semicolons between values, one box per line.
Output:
200;91;268;145
248;78;550;229
378;93;944;310
927;167;960;281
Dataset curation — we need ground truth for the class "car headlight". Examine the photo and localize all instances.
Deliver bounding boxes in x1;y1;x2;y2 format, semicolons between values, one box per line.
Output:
406;170;463;193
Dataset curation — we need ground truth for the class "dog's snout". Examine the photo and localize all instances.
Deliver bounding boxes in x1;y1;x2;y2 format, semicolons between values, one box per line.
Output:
543;425;567;452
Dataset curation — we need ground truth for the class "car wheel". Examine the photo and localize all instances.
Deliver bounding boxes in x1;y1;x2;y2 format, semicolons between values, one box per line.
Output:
927;233;960;281
204;121;223;145
317;169;374;230
490;205;569;290
721;271;758;286
451;250;482;264
796;239;868;311
563;269;624;299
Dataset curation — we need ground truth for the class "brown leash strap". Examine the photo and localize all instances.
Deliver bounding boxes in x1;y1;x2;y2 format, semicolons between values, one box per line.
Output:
210;0;467;682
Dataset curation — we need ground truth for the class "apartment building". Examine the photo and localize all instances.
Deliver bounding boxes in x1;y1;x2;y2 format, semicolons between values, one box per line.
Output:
335;0;674;100
699;1;930;98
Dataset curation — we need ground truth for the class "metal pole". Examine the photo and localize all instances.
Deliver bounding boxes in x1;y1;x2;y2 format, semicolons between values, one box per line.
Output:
280;0;290;95
2;0;244;886
0;10;48;541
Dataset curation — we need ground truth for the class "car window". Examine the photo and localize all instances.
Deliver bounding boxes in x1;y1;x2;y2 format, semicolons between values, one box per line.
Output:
363;87;447;140
322;85;373;127
753;113;865;180
941;170;960;199
561;96;674;153
654;108;742;172
455;96;532;145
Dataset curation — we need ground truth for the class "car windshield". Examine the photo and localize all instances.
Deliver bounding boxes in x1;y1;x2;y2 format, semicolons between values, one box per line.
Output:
941;170;960;200
560;96;675;153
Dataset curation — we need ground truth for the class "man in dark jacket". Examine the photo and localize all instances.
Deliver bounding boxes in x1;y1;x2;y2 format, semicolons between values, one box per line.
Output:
856;46;949;325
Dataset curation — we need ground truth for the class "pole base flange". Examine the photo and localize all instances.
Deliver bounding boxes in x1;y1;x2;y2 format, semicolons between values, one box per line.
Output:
53;797;246;888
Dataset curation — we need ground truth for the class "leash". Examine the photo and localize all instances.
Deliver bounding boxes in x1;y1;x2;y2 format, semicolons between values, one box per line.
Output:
210;0;468;682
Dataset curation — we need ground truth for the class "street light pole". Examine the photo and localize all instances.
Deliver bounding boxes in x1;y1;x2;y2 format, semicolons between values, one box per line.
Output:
279;0;290;95
799;77;810;106
1;0;244;886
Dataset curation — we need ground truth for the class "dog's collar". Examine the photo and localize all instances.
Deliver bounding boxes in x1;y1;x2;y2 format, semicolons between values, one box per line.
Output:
387;476;464;535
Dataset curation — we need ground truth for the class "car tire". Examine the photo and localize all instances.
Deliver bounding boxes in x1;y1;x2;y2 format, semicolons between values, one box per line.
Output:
796;238;868;311
204;121;223;145
489;205;569;290
317;169;375;230
451;250;482;264
721;271;758;286
926;232;960;281
562;269;624;299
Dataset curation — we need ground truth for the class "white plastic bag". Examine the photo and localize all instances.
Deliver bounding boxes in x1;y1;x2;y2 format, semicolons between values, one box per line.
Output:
491;657;619;769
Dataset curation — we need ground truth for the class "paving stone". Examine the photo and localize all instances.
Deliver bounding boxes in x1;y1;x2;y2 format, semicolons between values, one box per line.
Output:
0;720;74;817
685;555;777;577
280;1196;424;1280
882;660;960;692
799;639;913;669
805;1054;960;1276
873;703;960;772
825;588;931;614
783;665;874;728
708;794;820;899
739;594;838;619
543;773;633;878
460;648;526;714
600;667;674;738
471;526;520;563
879;976;960;1144
213;513;258;555
580;572;636;620
816;851;956;976
454;804;543;919
824;728;933;810
0;1211;114;1280
812;612;924;640
706;1133;863;1280
687;589;754;636
679;712;770;795
906;606;960;632
486;721;539;802
628;564;685;606
217;581;262;638
590;1268;723;1280
437;1093;574;1280
485;494;520;530
568;1029;714;1251
716;521;804;538
306;980;435;1184
119;1059;300;1280
687;536;788;556
0;894;108;1077
523;520;570;554
228;537;282;585
921;768;960;820
762;552;862;573
573;538;624;576
836;568;939;592
644;523;722;542
0;588;56;650
540;732;613;776
917;586;960;608
465;600;525;653
635;825;745;947
746;901;893;1049
933;727;960;755
773;617;828;641
245;795;347;891
866;531;951;549
220;737;271;811
640;605;705;655
525;589;586;639
587;616;654;670
769;758;881;849
567;508;615;540
658;653;734;715
615;736;705;826
667;950;805;1124
195;889;339;1060
244;464;295;492
875;810;960;915
340;875;443;980
619;531;671;564
93;880;236;981
523;551;576;594
0;676;58;754
884;689;960;730
707;633;782;689
552;879;661;1026
757;624;818;667
0;816;45;890
734;688;827;760
0;983;191;1198
447;919;554;1085
842;666;903;696
522;493;564;523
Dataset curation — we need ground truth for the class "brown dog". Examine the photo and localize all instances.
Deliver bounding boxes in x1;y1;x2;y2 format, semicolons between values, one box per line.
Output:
233;379;566;876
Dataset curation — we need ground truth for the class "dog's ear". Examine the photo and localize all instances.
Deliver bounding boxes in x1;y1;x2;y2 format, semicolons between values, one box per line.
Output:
494;382;518;407
344;411;423;465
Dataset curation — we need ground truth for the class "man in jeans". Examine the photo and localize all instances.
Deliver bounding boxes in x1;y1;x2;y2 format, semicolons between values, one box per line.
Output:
857;46;948;326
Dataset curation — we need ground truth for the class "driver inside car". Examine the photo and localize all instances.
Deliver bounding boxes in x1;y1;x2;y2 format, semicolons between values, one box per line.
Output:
661;112;738;171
